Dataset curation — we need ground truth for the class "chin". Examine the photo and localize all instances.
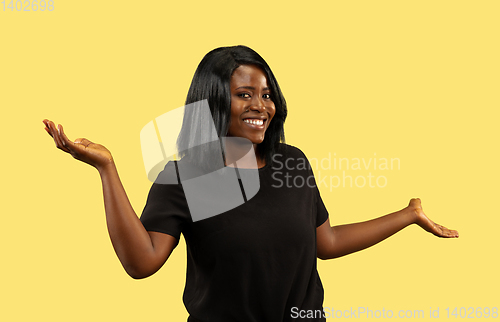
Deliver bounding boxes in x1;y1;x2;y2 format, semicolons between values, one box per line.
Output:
250;137;265;145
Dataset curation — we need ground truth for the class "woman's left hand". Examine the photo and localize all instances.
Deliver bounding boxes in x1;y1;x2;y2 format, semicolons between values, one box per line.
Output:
409;198;459;238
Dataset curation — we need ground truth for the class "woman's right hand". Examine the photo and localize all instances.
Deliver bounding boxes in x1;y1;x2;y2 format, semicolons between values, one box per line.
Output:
43;119;114;172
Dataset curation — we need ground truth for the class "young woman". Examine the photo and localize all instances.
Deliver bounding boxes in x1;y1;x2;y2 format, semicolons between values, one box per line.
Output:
43;45;458;322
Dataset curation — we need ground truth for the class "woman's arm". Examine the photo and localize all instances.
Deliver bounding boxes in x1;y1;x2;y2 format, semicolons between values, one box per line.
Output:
43;119;177;278
316;198;458;260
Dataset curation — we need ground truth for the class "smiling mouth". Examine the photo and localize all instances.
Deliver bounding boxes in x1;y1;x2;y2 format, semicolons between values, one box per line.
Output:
243;119;265;126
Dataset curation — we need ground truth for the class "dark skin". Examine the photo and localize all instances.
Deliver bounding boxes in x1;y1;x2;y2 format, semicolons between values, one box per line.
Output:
43;64;458;278
226;64;275;168
43;121;177;278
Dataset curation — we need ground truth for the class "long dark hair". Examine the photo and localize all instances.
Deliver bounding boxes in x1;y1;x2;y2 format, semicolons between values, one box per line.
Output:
176;45;287;169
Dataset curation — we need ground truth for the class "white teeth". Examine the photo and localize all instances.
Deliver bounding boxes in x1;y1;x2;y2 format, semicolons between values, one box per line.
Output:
244;119;264;126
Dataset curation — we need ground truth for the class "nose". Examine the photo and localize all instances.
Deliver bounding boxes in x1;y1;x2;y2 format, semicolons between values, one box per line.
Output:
250;96;266;113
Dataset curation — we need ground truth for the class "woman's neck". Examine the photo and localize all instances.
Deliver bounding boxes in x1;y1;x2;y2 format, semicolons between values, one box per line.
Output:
224;141;264;169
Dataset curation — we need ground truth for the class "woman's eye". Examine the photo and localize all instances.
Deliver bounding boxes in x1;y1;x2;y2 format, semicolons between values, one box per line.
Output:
263;94;271;99
238;93;251;98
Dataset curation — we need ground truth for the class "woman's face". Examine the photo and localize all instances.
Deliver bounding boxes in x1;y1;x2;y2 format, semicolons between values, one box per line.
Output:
227;64;276;145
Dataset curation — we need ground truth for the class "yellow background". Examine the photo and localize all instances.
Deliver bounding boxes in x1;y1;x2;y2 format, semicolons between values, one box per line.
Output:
1;1;498;321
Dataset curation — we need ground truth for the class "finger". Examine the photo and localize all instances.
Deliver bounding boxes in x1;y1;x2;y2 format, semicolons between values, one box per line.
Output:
46;121;67;152
443;228;459;238
435;223;459;238
57;124;74;149
442;228;459;238
43;119;53;137
44;126;53;137
57;124;73;153
436;224;458;237
46;121;60;145
49;121;69;153
53;123;69;152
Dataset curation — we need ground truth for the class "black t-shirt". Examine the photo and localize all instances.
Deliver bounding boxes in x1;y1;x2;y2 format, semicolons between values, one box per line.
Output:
140;143;329;321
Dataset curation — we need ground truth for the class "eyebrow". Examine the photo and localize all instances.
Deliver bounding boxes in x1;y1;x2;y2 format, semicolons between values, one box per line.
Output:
235;86;270;91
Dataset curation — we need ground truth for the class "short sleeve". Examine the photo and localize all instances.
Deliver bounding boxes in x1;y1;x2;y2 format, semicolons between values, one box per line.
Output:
315;186;329;227
139;161;191;239
284;144;329;228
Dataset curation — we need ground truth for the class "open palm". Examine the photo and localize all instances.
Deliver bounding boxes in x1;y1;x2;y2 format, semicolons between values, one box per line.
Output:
43;119;113;171
410;198;459;238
